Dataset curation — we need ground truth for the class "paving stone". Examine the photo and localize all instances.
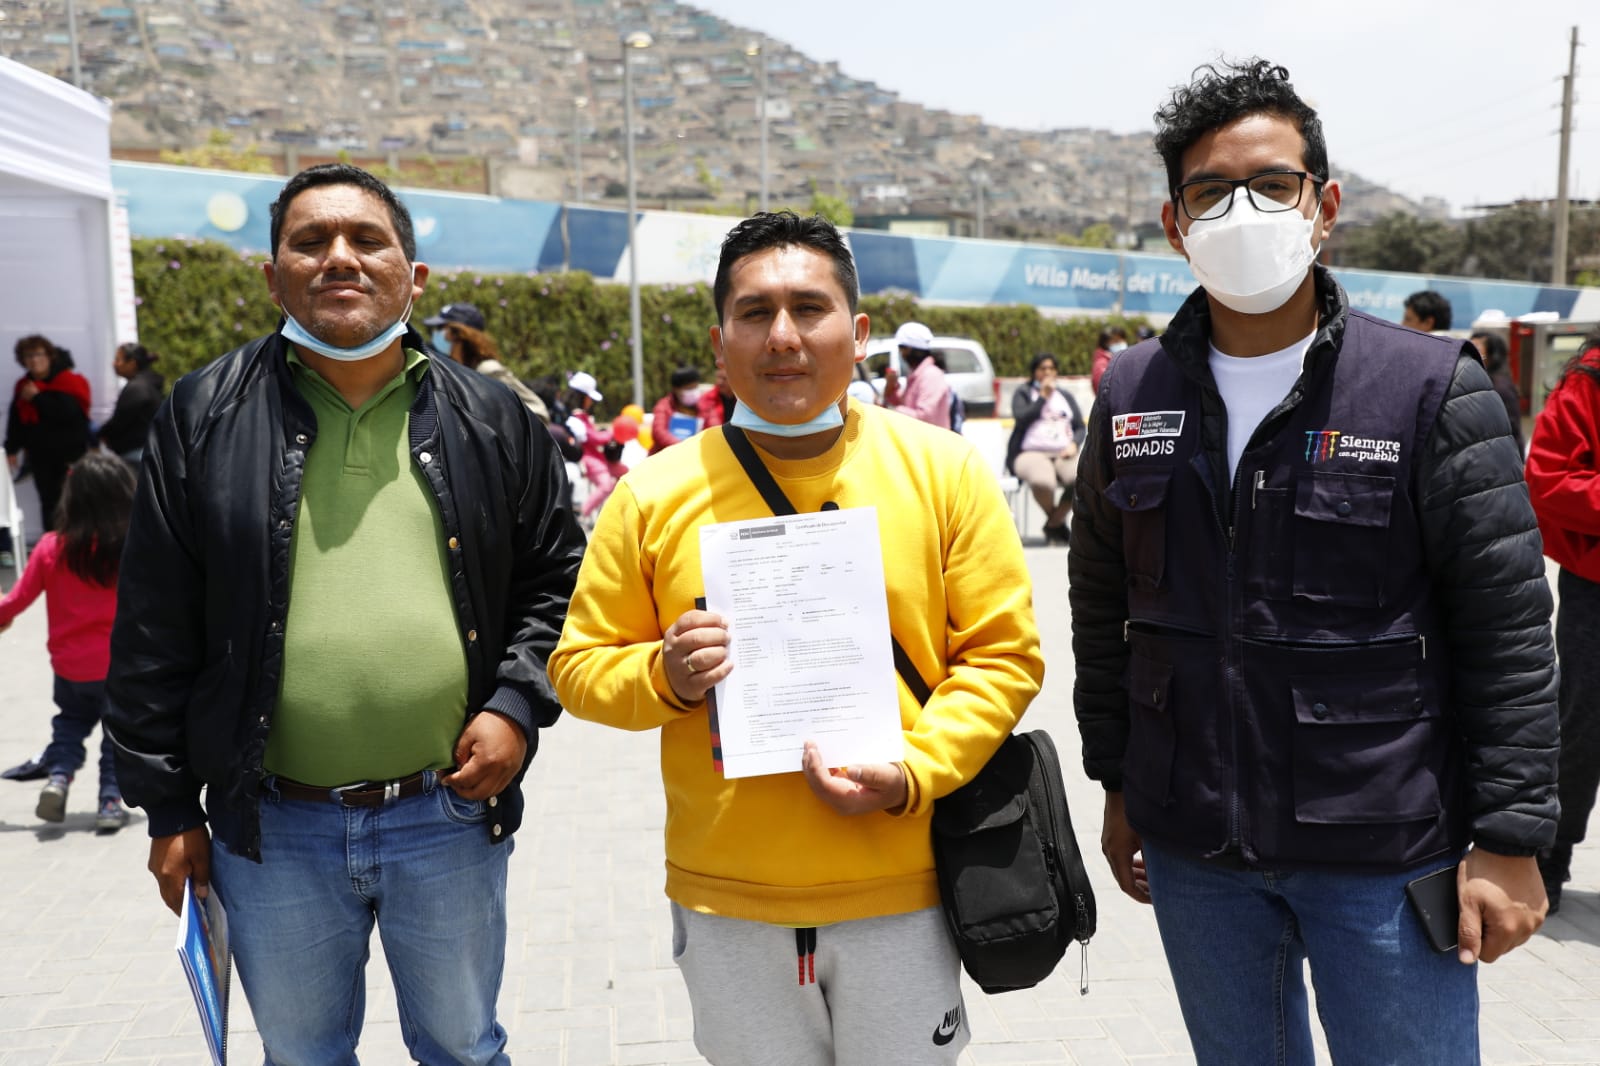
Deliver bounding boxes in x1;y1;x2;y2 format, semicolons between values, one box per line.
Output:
2;542;1596;1063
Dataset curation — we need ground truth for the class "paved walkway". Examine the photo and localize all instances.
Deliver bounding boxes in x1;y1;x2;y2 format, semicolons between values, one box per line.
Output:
1;544;1597;1064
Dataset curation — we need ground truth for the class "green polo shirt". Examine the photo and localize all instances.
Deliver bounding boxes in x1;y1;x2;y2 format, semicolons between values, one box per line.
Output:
263;348;468;786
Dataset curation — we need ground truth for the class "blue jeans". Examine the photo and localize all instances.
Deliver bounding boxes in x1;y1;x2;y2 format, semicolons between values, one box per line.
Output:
210;772;511;1066
44;676;119;798
1143;840;1477;1066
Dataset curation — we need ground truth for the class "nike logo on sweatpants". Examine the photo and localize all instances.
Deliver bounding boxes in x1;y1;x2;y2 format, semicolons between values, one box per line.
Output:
932;1005;962;1046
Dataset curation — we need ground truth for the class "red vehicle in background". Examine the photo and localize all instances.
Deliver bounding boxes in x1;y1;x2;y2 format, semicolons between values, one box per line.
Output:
1470;313;1599;421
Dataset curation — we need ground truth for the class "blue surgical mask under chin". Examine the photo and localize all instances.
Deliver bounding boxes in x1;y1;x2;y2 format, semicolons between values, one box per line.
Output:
280;291;415;363
729;398;845;438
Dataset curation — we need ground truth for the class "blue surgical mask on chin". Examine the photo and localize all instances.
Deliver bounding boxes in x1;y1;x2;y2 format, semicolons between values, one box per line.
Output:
280;286;416;363
729;397;845;438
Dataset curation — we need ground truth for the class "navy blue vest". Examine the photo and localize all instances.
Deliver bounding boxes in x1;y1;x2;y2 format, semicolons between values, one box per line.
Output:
1100;309;1467;869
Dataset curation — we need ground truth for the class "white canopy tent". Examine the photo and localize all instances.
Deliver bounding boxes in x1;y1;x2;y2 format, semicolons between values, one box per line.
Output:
0;57;121;544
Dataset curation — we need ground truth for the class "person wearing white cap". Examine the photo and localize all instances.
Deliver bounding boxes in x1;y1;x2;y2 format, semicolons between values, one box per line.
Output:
564;371;620;519
880;321;952;429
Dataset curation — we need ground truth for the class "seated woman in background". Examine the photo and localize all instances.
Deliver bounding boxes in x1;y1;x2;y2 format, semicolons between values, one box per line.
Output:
1005;352;1085;545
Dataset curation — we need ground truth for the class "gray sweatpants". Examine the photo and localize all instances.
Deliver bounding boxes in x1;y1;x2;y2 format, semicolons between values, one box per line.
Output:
670;903;970;1065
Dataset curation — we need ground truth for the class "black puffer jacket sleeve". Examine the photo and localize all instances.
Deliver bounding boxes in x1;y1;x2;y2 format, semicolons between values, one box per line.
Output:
1068;376;1130;789
1418;353;1559;854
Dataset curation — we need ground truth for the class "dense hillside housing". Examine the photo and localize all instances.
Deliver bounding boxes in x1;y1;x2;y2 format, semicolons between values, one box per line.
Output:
3;0;1433;236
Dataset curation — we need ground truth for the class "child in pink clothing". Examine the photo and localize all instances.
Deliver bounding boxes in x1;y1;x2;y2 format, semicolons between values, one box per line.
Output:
564;371;628;519
0;453;137;831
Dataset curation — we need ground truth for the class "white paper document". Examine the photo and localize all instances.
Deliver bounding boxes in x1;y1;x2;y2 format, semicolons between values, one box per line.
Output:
700;507;903;778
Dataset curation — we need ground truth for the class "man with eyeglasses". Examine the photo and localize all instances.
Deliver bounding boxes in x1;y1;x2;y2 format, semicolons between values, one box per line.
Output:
1069;59;1556;1064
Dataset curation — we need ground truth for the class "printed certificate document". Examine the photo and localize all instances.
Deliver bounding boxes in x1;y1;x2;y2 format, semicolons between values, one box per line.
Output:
700;507;902;778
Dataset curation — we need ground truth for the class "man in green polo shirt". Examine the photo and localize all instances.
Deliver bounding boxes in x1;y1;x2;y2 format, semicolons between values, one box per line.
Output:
107;164;585;1065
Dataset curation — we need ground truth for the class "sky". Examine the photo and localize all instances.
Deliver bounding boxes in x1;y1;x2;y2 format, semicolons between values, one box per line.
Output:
697;0;1596;218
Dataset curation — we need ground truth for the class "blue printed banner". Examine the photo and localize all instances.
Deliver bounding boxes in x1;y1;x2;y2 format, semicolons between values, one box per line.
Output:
113;162;1595;325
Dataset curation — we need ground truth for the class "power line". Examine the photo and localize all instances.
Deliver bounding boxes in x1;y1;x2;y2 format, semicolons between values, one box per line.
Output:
1340;102;1561;167
1337;79;1560;155
1371;128;1559;201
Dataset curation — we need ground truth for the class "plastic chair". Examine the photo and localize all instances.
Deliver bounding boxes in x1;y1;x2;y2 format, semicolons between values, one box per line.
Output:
4;497;25;579
997;473;1031;536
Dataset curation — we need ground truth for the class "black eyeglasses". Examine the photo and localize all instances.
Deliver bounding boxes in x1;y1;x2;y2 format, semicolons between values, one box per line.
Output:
1174;170;1323;222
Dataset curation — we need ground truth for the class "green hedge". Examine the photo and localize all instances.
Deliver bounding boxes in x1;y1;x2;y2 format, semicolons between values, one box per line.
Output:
133;238;1147;410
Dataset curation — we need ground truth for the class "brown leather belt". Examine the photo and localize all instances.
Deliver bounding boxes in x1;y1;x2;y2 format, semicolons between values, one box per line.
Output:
274;770;433;807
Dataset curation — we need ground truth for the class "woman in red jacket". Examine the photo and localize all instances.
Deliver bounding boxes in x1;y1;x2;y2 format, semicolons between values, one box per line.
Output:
1524;328;1600;913
5;335;91;530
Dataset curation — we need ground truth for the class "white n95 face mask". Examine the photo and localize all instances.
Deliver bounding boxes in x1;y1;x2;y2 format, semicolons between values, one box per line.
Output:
1181;195;1319;315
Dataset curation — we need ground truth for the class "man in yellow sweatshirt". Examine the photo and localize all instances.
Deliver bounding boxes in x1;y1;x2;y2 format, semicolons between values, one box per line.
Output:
549;211;1043;1065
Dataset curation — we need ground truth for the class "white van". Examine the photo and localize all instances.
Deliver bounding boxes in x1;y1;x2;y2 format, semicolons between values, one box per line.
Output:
853;335;998;417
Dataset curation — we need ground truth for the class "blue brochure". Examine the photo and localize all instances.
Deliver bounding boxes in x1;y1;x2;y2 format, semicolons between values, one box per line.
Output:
176;877;230;1065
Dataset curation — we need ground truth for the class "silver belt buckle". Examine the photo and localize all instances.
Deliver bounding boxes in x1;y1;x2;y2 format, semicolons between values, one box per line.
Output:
331;780;377;806
385;778;400;804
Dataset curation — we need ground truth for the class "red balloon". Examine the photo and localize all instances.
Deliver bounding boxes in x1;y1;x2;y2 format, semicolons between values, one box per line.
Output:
611;414;639;443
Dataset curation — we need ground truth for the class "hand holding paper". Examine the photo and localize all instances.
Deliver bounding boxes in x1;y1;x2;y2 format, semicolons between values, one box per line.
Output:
151;826;212;916
801;741;908;815
663;609;731;704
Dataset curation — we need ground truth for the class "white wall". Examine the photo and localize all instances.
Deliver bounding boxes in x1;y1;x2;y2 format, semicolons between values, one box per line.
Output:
0;190;119;426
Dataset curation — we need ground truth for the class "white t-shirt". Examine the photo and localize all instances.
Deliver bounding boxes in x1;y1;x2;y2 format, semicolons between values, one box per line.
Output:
1209;331;1315;483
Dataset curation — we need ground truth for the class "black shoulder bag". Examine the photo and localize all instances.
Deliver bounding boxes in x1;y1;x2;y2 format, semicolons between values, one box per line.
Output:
720;426;1096;995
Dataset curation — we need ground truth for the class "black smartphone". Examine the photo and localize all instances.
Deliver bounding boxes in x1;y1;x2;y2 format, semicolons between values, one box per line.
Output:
1405;864;1460;954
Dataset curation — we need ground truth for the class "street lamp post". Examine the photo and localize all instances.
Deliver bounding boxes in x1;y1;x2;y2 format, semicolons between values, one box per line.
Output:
572;96;587;203
971;153;993;240
65;0;83;88
745;39;768;212
622;30;652;408
973;169;988;240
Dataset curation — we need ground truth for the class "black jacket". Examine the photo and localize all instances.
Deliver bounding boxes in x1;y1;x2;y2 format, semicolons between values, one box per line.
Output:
105;328;586;859
97;367;165;456
1069;269;1558;866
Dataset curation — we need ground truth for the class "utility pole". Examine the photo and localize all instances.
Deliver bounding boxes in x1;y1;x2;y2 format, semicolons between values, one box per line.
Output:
1552;25;1579;286
746;39;769;212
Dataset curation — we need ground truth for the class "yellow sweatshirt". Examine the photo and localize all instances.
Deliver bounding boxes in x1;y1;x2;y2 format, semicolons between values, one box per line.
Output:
549;401;1043;925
